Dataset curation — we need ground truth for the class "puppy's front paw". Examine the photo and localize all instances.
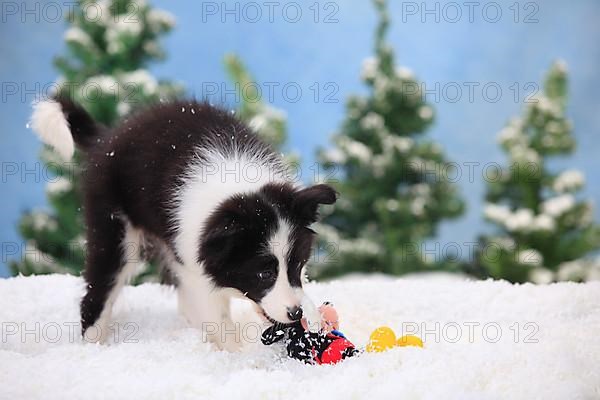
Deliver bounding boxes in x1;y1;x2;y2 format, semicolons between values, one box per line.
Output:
207;321;244;352
82;322;110;344
219;338;244;352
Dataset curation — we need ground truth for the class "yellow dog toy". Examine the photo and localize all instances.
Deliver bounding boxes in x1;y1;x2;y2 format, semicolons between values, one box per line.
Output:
366;326;424;353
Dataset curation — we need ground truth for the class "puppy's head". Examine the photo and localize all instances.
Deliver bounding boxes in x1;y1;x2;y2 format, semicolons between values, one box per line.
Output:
200;183;336;324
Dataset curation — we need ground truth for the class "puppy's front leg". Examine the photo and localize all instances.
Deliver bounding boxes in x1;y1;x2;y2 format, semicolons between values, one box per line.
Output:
214;296;243;352
176;271;242;351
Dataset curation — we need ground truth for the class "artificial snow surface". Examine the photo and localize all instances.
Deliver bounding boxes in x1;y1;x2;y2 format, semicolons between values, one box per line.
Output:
1;274;599;399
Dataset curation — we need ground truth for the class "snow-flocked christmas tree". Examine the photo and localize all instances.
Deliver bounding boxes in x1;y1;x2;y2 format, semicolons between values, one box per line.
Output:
224;53;299;167
11;0;181;276
314;0;464;278
224;54;288;151
477;61;600;283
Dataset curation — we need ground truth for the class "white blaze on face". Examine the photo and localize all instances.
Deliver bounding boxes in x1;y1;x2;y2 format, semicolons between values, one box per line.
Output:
260;220;304;323
173;151;283;268
301;294;321;333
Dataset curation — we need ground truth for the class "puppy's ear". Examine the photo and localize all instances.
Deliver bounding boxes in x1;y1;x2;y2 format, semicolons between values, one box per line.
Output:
292;184;337;224
199;195;252;265
199;209;245;264
200;194;276;264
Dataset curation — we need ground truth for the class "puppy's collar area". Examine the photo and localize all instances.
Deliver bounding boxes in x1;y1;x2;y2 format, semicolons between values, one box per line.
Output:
260;307;295;327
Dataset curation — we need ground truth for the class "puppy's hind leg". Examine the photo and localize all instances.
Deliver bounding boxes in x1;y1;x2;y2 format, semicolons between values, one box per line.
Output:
80;211;144;344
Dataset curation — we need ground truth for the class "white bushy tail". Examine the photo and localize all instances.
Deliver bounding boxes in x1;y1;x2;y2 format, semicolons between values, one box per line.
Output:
30;99;75;160
29;97;99;160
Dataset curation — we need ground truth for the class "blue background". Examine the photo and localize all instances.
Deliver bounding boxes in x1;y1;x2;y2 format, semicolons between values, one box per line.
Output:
1;0;599;277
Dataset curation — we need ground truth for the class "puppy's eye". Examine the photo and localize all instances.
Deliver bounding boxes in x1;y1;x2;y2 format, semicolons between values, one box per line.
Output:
257;270;275;281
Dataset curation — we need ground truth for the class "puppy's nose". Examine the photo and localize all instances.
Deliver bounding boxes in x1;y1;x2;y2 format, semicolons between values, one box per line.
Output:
287;306;303;321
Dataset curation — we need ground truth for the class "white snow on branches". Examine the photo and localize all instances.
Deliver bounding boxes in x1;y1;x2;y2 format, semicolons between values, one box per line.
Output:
509;145;541;164
360;57;378;80
338;137;372;164
142;40;161;56
120;69;158;95
497;118;524;145
505;208;534;231
552;169;584;193
322;148;346;164
80;70;160;105
360;112;385;130
314;223;381;257
410;197;427;216
484;204;556;233
484;204;511;223
117;101;131;116
108;15;143;36
531;214;555;232
385;135;413;153
557;258;600;281
64;27;92;46
533;95;561;117
82;75;118;95
147;9;176;31
46;177;72;195
529;268;554;284
541;194;576;217
417;105;433;120
395;66;414;79
516;248;543;266
408;184;431;216
554;58;568;73
248;105;287;145
104;12;144;54
385;199;399;211
26;210;57;231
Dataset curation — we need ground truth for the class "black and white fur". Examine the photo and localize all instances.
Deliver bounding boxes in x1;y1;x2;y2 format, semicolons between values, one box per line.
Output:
30;97;336;350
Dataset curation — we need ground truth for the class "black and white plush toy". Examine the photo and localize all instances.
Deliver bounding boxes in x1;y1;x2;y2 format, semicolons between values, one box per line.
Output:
261;302;359;364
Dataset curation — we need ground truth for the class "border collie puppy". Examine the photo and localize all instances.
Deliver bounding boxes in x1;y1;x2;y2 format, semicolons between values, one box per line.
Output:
30;97;336;350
